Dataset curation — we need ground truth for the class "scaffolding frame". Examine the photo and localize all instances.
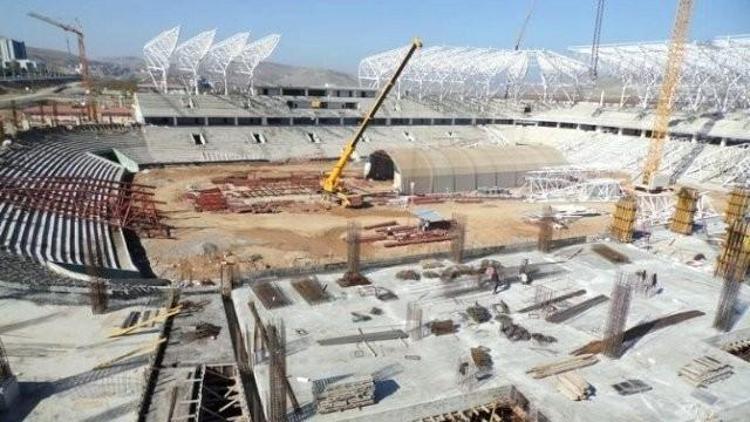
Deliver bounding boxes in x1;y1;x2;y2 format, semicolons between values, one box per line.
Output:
0;175;170;237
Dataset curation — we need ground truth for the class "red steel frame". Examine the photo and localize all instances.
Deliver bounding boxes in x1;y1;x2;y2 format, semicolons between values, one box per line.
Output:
0;175;170;237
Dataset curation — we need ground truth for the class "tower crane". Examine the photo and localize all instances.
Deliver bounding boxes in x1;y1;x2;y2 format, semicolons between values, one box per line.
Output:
28;11;97;122
640;0;694;190
321;38;422;207
590;0;606;79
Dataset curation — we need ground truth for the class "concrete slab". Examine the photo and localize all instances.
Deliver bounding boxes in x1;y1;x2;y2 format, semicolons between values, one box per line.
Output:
234;240;750;421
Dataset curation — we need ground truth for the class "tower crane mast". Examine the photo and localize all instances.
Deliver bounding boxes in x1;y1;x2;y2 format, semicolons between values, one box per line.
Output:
640;0;694;189
28;11;96;121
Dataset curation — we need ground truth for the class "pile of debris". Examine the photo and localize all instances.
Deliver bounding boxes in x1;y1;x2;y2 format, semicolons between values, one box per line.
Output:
591;244;630;264
338;271;371;287
430;320;456;336
316;376;376;414
466;303;492;323
678;356;733;387
185;187;227;212
471;346;493;370
555;372;594;401
440;264;477;282
496;315;557;344
395;269;421;281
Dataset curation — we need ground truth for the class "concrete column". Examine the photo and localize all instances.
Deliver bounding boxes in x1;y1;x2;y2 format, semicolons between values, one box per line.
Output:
172;117;178;126
203;117;209;126
234;117;239;126
720;138;727;147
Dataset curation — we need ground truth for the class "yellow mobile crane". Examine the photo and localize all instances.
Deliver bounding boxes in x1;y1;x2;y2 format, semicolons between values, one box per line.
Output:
321;38;422;206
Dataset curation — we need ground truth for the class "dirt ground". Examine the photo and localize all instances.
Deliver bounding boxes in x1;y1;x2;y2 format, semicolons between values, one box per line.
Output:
135;162;615;282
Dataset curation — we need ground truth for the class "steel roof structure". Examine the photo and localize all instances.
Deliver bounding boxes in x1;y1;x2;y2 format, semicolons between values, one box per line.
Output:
569;34;750;112
201;32;250;95
172;29;217;95
144;29;279;95
359;45;589;102
231;34;281;91
143;26;180;93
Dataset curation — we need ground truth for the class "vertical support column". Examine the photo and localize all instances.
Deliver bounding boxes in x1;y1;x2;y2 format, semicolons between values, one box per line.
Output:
724;187;750;224
713;262;741;332
89;280;108;315
405;302;423;341
537;206;554;252
267;320;287;422
451;213;466;263
610;195;638;242
670;187;699;235
602;272;633;358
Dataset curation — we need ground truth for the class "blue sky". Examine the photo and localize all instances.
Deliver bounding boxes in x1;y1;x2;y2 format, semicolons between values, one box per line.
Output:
2;0;748;72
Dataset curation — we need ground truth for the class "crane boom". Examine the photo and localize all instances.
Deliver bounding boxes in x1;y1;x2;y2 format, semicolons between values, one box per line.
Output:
590;0;605;79
28;12;83;35
28;11;95;122
321;38;422;196
640;0;693;188
514;0;537;51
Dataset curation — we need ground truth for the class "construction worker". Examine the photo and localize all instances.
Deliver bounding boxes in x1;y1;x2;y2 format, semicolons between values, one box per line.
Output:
488;266;506;293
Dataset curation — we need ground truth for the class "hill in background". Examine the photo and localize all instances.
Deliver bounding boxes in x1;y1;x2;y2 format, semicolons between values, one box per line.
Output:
27;46;358;87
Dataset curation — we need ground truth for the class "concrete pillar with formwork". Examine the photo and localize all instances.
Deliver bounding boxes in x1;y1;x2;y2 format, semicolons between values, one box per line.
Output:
715;218;750;279
537;206;554;252
451;213;467;263
670;187;699;235
724;187;750;224
610;195;638;242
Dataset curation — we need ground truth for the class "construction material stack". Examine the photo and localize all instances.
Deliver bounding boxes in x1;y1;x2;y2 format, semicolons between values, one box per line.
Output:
556;371;594;401
670;187;699;234
316;376;375;414
610;195;638;242
678;356;733;387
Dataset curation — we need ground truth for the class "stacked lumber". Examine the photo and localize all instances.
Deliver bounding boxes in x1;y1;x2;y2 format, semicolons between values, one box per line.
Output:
316;376;375;414
526;354;599;379
678;356;733;387
556;371;594;401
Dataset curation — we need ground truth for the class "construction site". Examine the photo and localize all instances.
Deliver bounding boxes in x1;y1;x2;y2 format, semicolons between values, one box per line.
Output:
1;0;750;421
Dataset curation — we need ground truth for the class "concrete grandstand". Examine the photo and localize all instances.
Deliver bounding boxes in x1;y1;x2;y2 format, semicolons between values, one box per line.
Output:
1;20;750;422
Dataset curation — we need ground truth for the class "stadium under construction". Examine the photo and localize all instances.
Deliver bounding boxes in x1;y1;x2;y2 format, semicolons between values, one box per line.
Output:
1;2;750;421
